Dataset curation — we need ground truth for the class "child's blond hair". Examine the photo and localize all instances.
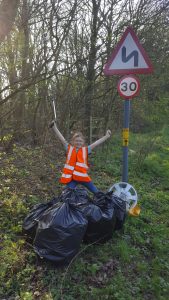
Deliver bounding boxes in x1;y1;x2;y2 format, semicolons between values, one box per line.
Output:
71;132;85;144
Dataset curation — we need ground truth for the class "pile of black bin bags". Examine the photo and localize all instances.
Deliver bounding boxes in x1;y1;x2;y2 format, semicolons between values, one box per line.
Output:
23;188;126;266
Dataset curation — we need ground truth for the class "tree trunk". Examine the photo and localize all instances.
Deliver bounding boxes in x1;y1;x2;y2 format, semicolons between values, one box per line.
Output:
84;0;101;139
0;0;19;43
14;0;29;141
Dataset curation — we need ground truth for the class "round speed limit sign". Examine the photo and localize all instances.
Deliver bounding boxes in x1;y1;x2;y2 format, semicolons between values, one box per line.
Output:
117;75;140;99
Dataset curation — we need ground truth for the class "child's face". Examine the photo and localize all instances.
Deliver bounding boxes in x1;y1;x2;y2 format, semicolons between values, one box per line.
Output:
73;137;85;148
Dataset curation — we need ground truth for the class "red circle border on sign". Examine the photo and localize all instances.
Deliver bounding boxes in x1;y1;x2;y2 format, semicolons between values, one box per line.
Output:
117;75;140;99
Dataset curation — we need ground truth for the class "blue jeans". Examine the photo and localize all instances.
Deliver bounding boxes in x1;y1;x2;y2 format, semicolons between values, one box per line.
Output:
67;180;98;194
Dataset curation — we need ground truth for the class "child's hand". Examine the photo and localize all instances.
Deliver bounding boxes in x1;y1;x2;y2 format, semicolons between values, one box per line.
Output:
106;129;111;138
49;120;56;129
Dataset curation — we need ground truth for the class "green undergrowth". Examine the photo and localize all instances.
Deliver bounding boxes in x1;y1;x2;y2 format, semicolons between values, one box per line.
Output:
0;127;169;299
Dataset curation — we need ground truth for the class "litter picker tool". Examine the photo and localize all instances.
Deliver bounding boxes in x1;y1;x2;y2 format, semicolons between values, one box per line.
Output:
48;98;57;129
51;99;57;121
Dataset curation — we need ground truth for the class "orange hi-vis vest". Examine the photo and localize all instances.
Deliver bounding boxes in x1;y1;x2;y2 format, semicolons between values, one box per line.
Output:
60;144;91;184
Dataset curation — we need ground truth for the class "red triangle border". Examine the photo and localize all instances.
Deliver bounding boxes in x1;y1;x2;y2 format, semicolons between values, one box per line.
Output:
103;26;154;75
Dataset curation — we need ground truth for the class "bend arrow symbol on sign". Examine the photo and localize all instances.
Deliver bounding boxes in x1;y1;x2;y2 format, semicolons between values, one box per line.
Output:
122;46;138;67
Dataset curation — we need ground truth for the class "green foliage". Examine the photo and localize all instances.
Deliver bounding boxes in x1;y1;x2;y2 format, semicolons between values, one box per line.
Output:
0;130;169;299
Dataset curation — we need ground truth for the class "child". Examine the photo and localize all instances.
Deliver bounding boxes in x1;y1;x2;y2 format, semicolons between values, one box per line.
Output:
50;121;111;194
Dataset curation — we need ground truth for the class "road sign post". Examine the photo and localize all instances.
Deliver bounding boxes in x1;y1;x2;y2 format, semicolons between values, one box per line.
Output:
118;75;140;182
122;99;130;182
103;26;153;183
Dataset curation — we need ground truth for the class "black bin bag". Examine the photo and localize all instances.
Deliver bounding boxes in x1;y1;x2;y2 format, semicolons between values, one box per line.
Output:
33;189;88;266
108;192;127;230
59;186;90;205
23;197;58;239
61;188;117;244
82;192;116;244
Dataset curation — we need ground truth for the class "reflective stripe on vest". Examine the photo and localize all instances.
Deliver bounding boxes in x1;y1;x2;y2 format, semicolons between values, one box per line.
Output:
73;171;88;177
82;147;86;164
61;174;72;178
67;145;74;163
64;164;74;171
76;162;88;169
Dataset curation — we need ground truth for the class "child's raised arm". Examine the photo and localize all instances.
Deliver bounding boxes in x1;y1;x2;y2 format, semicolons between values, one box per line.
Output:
89;130;111;150
49;121;68;147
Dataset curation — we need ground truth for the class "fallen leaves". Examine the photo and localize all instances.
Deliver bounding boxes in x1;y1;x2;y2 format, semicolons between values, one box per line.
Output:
87;259;119;287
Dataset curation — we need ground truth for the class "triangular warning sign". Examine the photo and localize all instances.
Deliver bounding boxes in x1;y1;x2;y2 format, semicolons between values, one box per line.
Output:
103;26;153;75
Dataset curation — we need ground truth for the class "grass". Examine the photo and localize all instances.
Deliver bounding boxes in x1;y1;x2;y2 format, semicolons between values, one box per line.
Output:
0;127;169;299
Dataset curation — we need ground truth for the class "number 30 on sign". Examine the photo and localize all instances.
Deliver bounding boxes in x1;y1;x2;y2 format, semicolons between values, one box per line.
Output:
117;75;140;99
